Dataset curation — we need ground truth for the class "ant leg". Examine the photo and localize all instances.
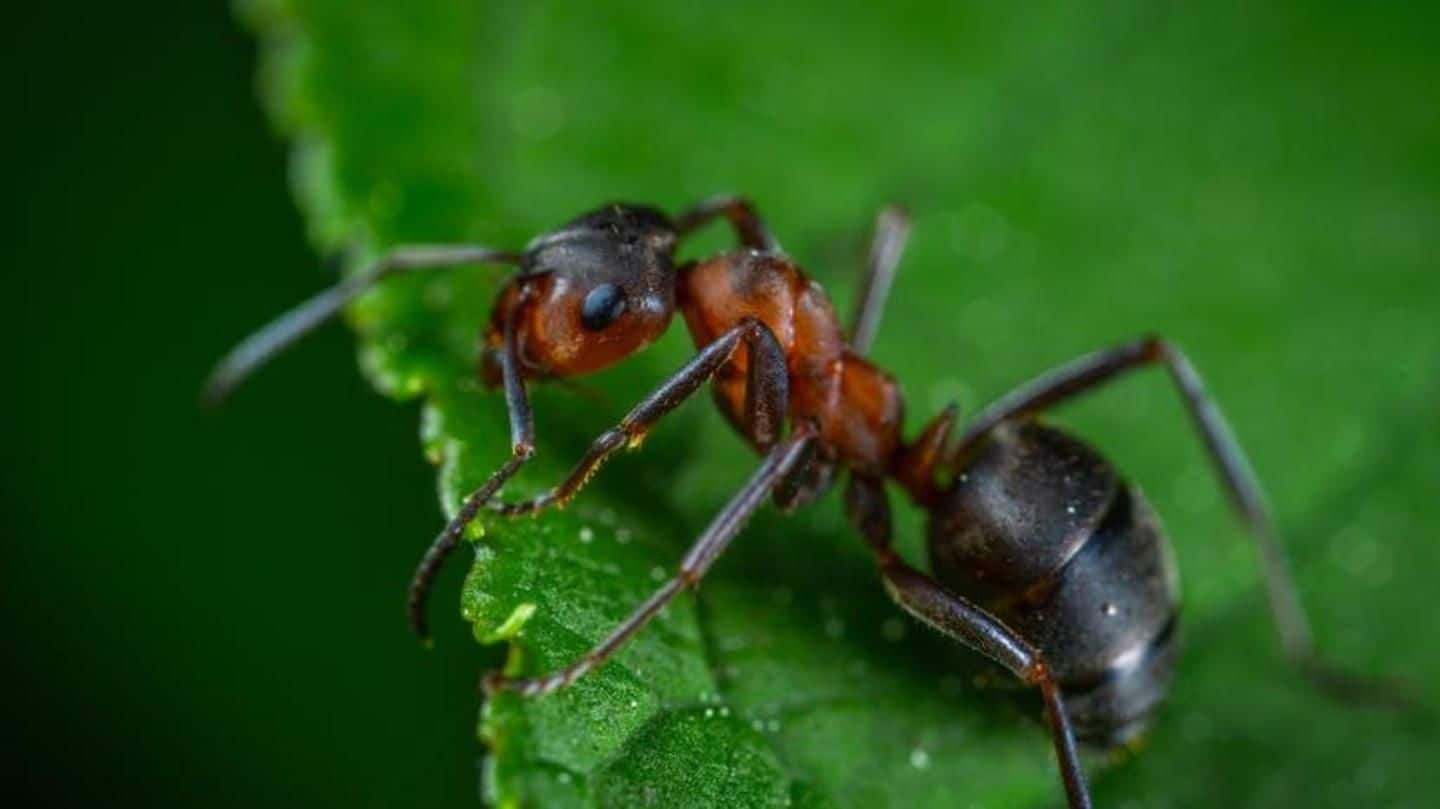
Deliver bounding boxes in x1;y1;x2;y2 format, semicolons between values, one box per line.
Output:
407;313;535;639
203;244;522;404
845;475;1093;809
848;205;911;355
484;427;816;696
487;317;789;517
673;194;778;251
771;448;837;513
893;402;960;503
950;335;1413;706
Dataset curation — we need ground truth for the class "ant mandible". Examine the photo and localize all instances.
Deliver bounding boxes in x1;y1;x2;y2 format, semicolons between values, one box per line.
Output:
206;195;1402;809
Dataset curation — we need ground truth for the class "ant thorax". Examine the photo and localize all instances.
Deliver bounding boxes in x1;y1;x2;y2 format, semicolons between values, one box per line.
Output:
677;249;903;475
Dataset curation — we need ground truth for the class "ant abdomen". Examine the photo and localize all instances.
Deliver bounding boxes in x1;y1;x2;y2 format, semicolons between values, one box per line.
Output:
928;422;1181;745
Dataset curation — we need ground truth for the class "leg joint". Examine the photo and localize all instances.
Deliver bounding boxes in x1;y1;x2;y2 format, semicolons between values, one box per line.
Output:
1138;333;1176;362
592;427;630;453
736;315;768;339
1024;659;1054;687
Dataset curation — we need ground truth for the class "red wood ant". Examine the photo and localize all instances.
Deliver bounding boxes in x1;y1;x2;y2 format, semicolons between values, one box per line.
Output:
207;196;1408;809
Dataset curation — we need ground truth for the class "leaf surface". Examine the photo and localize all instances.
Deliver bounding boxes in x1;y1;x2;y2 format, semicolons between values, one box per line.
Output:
241;1;1440;806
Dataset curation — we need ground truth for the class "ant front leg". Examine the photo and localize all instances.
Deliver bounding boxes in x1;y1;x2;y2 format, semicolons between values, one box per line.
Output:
485;426;816;697
487;316;790;517
479;318;797;695
204;244;521;404
407;312;535;639
673;194;779;252
951;335;1415;708
844;475;1093;809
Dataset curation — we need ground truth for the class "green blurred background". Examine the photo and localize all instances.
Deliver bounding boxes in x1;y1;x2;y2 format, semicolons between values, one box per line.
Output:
5;2;1438;808
5;3;482;806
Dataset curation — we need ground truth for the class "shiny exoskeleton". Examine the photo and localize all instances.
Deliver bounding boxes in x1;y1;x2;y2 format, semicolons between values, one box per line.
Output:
207;196;1402;809
931;423;1180;746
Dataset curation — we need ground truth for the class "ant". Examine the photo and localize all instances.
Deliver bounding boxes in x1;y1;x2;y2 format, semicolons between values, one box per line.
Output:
207;196;1409;809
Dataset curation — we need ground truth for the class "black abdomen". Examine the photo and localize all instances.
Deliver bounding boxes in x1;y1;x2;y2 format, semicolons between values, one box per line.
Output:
927;422;1181;746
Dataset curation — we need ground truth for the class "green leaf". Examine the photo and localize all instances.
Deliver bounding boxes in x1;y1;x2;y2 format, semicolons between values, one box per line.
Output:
240;1;1440;807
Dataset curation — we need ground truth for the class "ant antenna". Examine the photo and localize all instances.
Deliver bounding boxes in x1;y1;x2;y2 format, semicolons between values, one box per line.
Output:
203;244;522;405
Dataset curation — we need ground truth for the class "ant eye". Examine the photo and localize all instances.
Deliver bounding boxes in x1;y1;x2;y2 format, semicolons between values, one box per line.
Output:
581;283;627;331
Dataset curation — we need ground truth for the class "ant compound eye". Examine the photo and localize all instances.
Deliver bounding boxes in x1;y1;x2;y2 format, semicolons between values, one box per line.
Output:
580;283;627;331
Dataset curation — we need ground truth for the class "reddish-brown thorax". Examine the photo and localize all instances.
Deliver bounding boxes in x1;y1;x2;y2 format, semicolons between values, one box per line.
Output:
677;250;905;477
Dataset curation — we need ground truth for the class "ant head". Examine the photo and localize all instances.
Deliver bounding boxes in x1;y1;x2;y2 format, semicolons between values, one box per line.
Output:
508;203;679;376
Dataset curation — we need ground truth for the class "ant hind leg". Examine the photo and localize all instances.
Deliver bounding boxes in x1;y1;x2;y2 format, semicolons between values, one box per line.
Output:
844;475;1094;809
949;335;1419;709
